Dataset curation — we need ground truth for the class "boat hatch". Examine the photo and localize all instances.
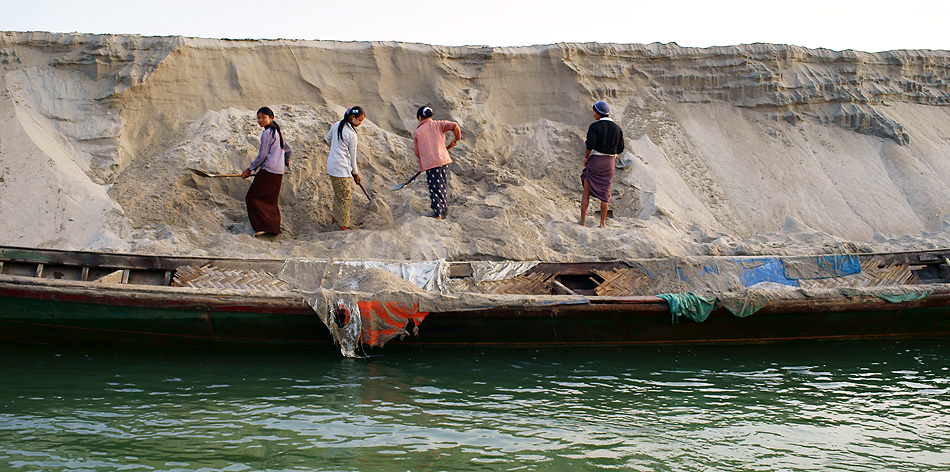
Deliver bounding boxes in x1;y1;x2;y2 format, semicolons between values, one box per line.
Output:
460;262;632;296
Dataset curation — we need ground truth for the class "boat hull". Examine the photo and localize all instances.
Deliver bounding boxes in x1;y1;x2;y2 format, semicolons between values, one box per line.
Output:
0;278;326;348
4;276;950;348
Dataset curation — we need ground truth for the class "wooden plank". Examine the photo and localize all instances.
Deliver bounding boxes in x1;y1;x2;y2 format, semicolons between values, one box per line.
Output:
447;262;473;278
553;280;576;295
0;246;285;273
95;270;124;284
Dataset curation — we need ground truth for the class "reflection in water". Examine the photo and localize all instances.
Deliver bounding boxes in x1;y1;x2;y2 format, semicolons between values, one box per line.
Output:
1;341;948;471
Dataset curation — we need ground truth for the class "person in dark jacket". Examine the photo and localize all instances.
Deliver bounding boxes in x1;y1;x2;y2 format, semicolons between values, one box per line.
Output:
580;100;624;228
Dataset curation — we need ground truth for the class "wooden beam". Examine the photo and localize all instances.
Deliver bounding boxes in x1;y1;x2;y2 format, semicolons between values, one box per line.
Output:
95;270;124;284
553;280;576;295
447;262;473;278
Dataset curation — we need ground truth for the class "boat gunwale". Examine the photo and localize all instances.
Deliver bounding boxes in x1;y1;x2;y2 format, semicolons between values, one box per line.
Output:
5;244;950;277
6;272;950;316
6;245;950;319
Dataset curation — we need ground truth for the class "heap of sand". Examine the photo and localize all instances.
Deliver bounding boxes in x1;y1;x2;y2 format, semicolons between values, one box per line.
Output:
3;32;950;261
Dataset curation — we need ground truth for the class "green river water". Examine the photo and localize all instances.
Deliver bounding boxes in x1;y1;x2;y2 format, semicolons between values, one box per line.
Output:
1;341;948;471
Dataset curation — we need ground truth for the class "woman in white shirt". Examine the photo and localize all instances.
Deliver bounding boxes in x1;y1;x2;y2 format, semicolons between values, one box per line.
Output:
325;106;365;230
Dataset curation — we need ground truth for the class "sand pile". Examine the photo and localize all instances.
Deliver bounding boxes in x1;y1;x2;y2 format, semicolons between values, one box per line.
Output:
328;268;424;293
3;32;950;261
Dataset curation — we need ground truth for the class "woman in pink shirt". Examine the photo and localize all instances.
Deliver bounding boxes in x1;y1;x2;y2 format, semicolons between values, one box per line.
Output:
413;106;461;219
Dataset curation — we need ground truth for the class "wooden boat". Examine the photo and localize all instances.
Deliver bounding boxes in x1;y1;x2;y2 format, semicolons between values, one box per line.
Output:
2;245;950;353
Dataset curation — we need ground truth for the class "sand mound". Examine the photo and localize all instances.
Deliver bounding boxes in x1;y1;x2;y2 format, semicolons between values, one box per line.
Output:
330;267;425;293
3;32;950;260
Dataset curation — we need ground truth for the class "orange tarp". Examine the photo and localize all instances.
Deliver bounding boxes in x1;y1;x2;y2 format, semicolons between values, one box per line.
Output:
357;300;429;346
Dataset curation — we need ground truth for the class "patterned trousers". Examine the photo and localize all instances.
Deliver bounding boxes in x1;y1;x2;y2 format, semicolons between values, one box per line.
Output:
329;176;352;228
426;165;449;218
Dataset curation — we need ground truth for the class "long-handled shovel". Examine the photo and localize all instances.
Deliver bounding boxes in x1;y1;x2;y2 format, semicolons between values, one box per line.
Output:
357;182;374;203
357;181;394;226
188;168;253;178
391;171;421;190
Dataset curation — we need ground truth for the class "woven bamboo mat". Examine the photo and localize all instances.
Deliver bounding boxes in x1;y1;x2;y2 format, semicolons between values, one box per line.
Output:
171;265;293;293
796;256;916;289
477;272;555;295
591;267;651;296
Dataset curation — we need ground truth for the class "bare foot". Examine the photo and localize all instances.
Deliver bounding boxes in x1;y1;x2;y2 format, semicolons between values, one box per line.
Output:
578;219;586;226
340;227;348;231
253;231;267;237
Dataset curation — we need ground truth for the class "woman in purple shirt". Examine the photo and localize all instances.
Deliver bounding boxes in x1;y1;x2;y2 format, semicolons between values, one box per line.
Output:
242;106;291;237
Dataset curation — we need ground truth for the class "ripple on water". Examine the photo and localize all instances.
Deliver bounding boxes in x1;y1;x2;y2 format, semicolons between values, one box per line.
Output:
1;342;949;471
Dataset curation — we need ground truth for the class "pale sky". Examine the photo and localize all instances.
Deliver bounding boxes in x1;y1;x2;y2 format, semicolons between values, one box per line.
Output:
3;0;949;53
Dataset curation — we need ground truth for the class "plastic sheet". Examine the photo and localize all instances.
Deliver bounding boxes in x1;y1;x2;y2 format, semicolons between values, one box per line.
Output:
278;259;447;293
657;292;715;323
469;261;540;283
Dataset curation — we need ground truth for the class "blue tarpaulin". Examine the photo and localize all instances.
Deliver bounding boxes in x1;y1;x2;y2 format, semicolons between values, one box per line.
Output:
737;258;799;288
813;255;862;278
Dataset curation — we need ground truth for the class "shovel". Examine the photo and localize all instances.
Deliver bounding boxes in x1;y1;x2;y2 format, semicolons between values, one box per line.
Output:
357;182;373;202
188;168;253;178
391;171;421;190
615;153;634;169
357;180;395;226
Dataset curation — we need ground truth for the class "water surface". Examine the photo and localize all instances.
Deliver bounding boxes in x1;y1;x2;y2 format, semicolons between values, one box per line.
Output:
1;341;948;471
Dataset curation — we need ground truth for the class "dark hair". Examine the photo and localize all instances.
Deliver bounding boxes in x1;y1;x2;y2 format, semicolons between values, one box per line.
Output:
416;105;433;119
257;106;285;149
337;106;365;140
